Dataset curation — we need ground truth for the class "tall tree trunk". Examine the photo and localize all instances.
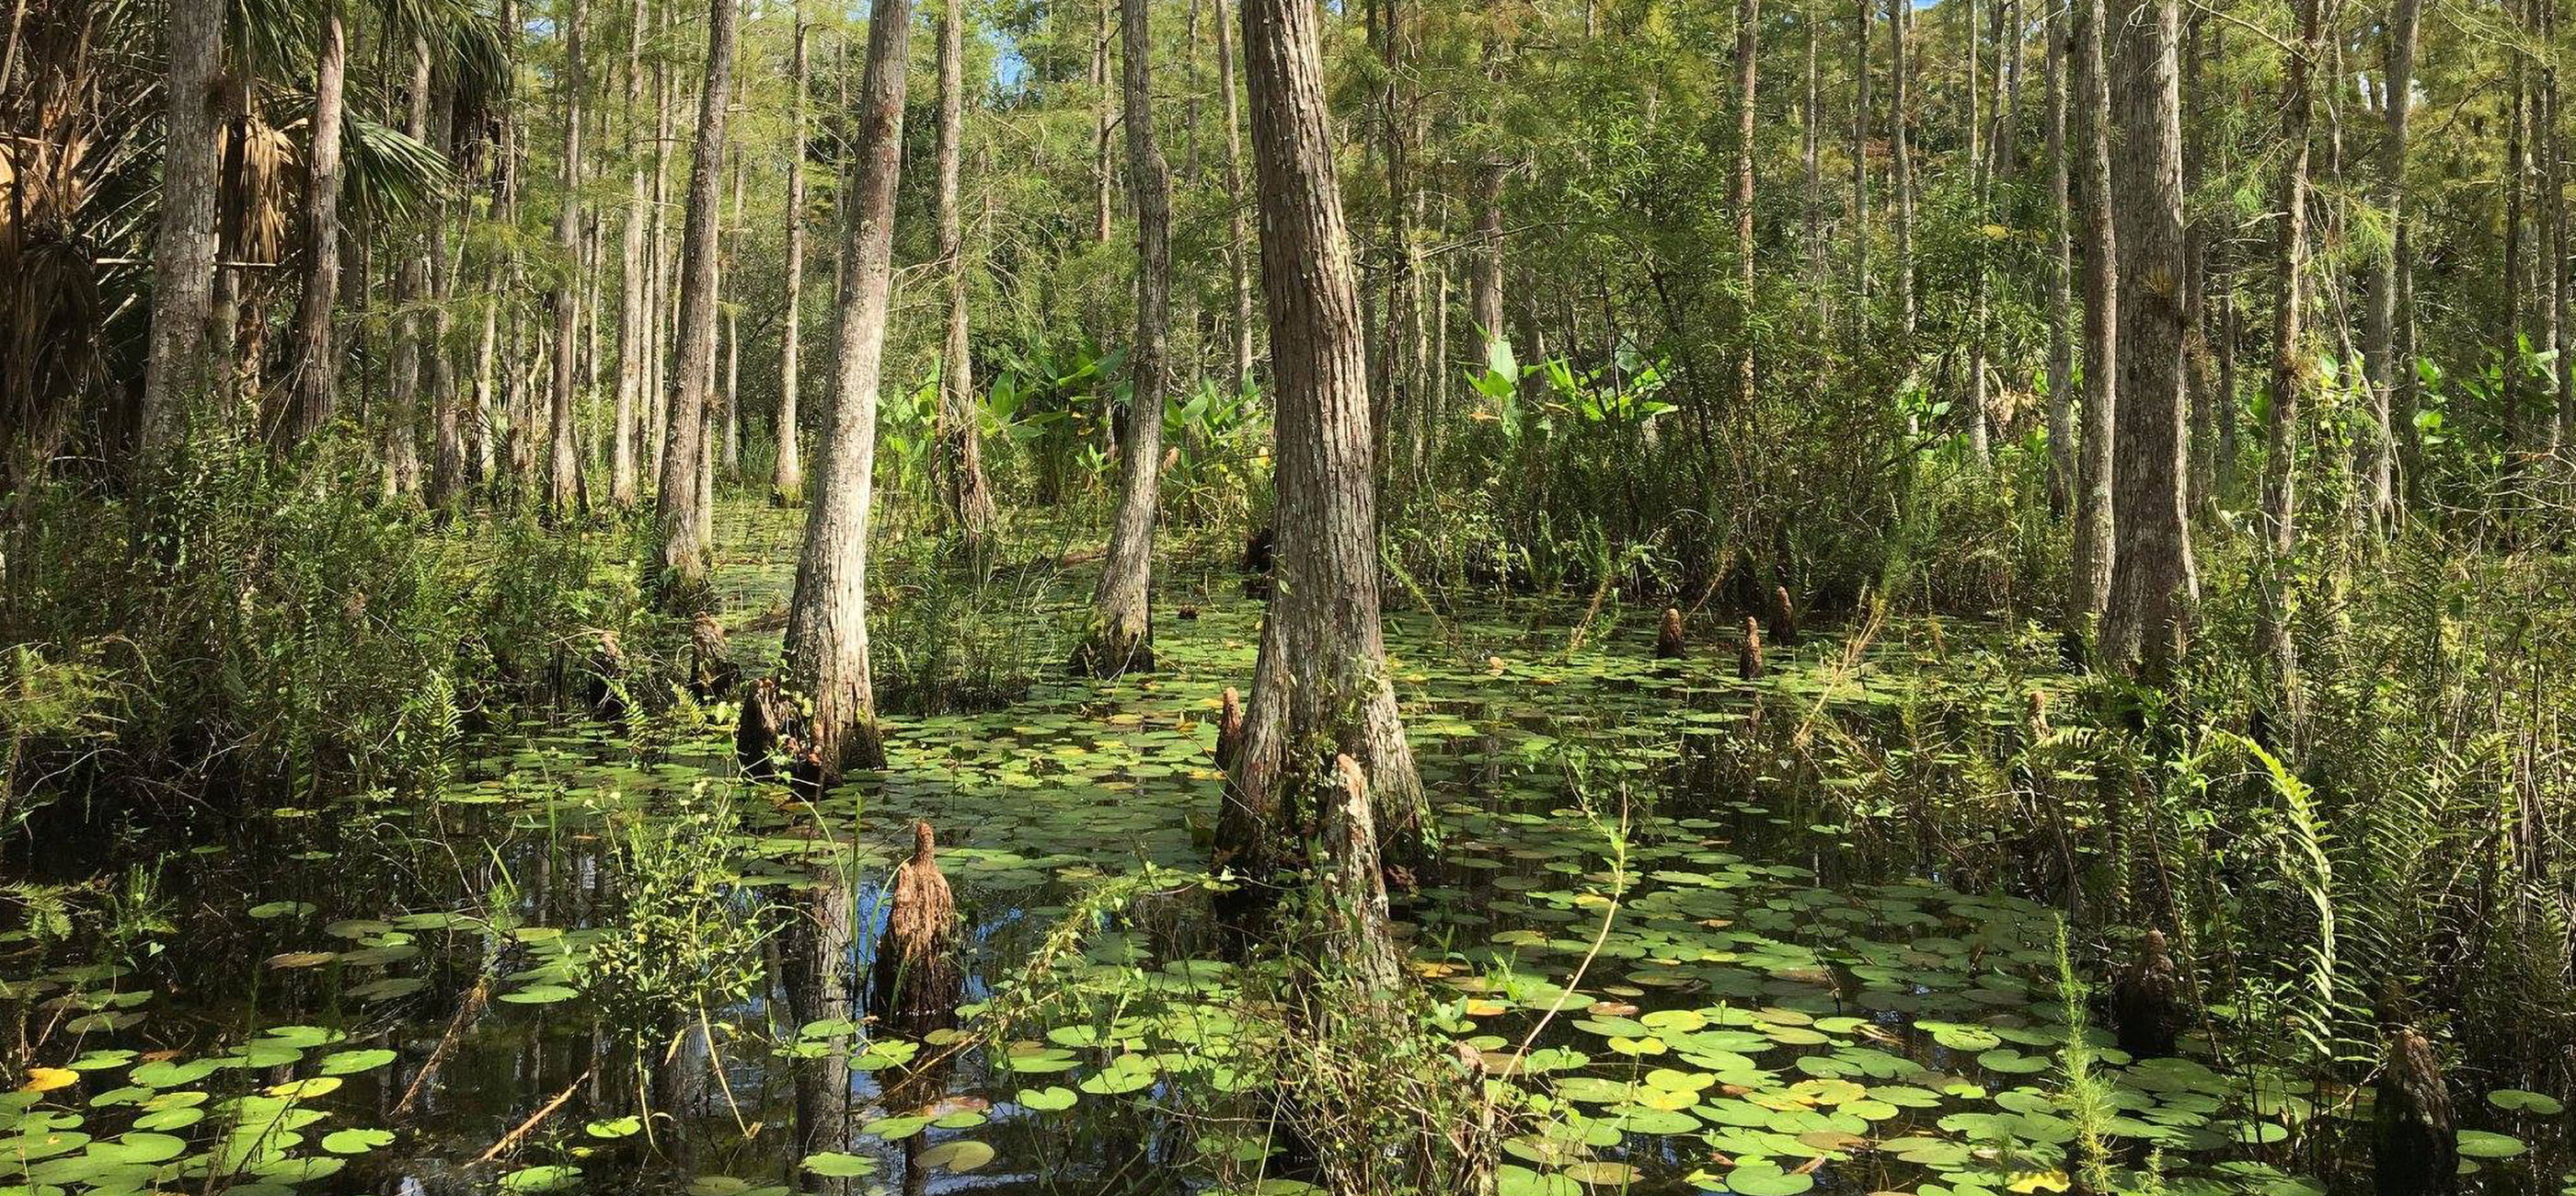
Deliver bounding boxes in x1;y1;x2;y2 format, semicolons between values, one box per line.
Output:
649;23;674;484
1216;0;1255;388
2547;0;2570;451
2101;0;2198;676
1804;0;1824;316
2043;0;2074;513
2259;0;2322;687
1890;0;1915;338
1734;0;1759;418
1964;0;1993;460
613;0;650;508
1076;0;1174;676
425;75;464;510
548;0;589;515
1093;0;1113;244
1212;0;1423;980
723;153;743;477
137;0;225;470
1471;161;1507;361
761;0;915;780
935;0;996;542
1849;0;1869;327
2506;40;2528;453
275;10;345;447
385;35;431;500
654;0;739;604
2363;0;2417;526
2068;0;2116;629
776;1;808;506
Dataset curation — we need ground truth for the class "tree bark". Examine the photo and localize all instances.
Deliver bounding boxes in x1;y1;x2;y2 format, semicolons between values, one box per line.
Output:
2068;0;2115;630
1733;0;1759;418
137;0;225;471
1093;0;1114;244
274;10;345;448
762;0;916;781
2101;0;2199;677
2361;0;2417;527
1077;0;1174;676
1216;0;1255;388
1213;0;1423;962
776;0;808;506
655;0;739;604
1849;0;1869;325
1471;161;1507;359
934;0;996;542
2043;0;2073;513
2259;0;2322;684
548;0;589;515
613;0;650;509
1890;0;1915;338
385;35;431;500
425;71;465;510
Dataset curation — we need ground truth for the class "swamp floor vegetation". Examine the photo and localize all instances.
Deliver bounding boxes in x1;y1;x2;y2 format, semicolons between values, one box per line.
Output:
3;500;2572;1196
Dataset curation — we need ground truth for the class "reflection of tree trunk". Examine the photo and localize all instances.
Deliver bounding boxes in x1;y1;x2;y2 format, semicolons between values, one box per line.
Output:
1076;0;1172;678
1213;0;1421;970
781;865;853;1167
655;0;740;604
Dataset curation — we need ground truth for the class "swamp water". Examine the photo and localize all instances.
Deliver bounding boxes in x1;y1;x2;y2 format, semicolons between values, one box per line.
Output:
6;514;2569;1196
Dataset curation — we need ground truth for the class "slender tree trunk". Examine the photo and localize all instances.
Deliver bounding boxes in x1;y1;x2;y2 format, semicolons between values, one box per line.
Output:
1850;0;1870;326
935;0;996;542
1077;0;1174;676
1213;0;1423;976
1093;0;1113;244
2363;0;2418;526
1964;0;1993;460
723;152;743;477
2506;42;2528;453
2547;0;2571;452
2068;0;2116;630
1734;0;1760;417
655;0;738;602
2101;0;2198;676
2259;0;2322;685
762;0;916;781
385;35;432;500
1471;161;1507;360
649;24;674;484
275;10;346;447
425;75;465;510
1216;0;1255;388
2044;0;2074;513
613;0;650;508
137;0;225;470
548;0;589;515
776;1;808;506
1890;0;1915;338
1804;0;1824;316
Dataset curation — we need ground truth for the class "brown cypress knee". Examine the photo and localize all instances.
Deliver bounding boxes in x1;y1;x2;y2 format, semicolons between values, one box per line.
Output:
2374;1027;2456;1196
1738;617;1765;680
2111;927;2184;1058
1215;685;1245;769
1768;584;1800;645
1655;607;1687;660
871;822;962;1040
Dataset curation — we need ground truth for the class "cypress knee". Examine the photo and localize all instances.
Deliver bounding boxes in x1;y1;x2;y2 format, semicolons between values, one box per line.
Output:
2112;927;2184;1058
871;822;963;1040
688;612;742;698
1215;686;1245;769
1739;617;1765;680
2374;1028;2456;1196
1655;607;1688;660
1767;584;1800;645
1241;525;1275;598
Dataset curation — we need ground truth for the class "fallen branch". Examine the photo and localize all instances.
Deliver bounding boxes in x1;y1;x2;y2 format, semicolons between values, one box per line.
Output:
474;1068;593;1165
